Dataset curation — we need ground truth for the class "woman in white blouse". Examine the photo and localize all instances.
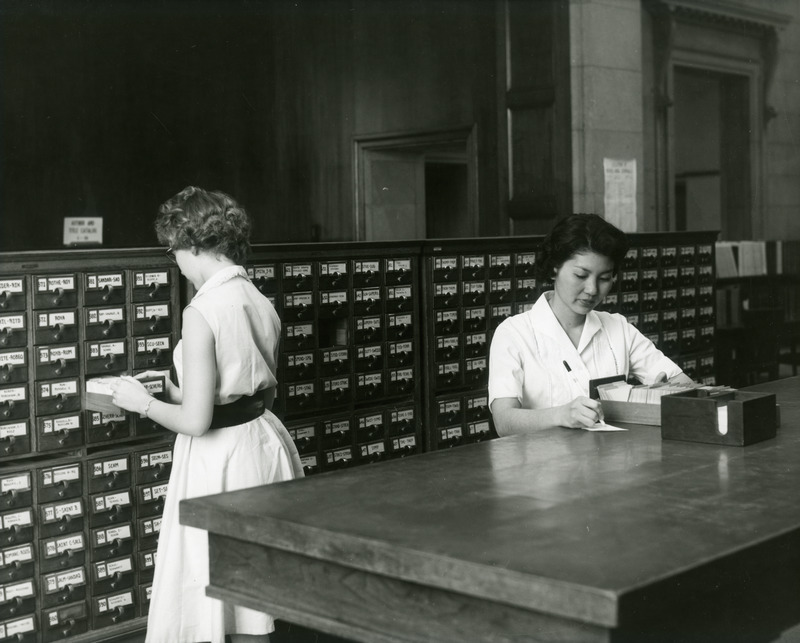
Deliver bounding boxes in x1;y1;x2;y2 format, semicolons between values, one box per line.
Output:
488;213;693;435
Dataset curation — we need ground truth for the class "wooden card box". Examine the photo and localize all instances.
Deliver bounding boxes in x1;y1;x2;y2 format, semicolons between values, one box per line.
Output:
601;400;661;426
590;376;661;426
661;390;777;446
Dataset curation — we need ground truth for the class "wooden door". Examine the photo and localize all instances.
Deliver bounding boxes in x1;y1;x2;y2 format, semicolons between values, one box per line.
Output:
363;149;426;240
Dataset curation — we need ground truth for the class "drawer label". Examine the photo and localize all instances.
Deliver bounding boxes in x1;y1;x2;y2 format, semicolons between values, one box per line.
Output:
357;373;381;386
95;557;133;578
434;283;458;296
357;413;382;429
283;264;312;277
89;411;127;426
0;473;30;493
94;523;133;545
0;615;35;637
37;311;76;327
37;276;76;292
88;341;125;357
141;517;162;536
290;425;314;441
288;383;314;397
136;336;171;353
0;314;25;330
134;304;169;320
139;449;173;468
92;457;128;476
388;313;411;327
325;419;350;435
463;255;485;268
393;435;416;450
391;408;414;423
98;590;134;612
464;308;486;321
42;464;81;487
462;281;485;294
360;442;385;456
94;491;131;512
86;274;124;289
142;483;168;502
43;500;83;522
284;293;313;307
322;349;348;363
0;580;34;602
39;379;79;398
0;543;33;567
88;307;126;324
389;341;412;355
320;291;347;305
45;533;85;557
0;422;27;438
355;288;380;302
325;377;351;391
467;395;489;410
250;265;276;280
0;387;26;402
38;345;78;363
0;280;23;293
386;259;411;272
286;324;314;337
357;345;382;359
354;260;379;274
0;509;32;529
0;350;25;367
434;257;458;270
355;317;380;330
319;261;347;275
134;271;169;286
46;567;86;592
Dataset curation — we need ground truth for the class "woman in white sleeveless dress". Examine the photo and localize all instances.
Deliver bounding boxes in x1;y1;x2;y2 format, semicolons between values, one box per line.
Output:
111;186;304;643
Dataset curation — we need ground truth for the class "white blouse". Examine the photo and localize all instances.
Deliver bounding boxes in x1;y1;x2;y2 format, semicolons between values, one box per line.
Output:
173;265;281;404
488;292;682;411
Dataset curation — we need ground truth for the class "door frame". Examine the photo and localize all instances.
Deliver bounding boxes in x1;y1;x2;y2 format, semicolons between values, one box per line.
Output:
667;53;760;237
648;0;788;237
353;126;478;240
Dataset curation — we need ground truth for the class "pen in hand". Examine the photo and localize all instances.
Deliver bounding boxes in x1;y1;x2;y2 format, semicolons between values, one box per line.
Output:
563;360;604;424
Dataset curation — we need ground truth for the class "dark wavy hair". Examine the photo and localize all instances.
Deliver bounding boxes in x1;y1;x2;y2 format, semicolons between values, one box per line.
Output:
537;213;629;279
155;186;251;265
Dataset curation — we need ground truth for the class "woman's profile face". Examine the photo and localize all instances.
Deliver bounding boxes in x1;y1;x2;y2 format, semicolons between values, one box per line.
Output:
551;250;615;319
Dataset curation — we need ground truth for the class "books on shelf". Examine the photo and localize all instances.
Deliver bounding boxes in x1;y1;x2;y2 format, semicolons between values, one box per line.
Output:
715;242;739;279
716;240;800;278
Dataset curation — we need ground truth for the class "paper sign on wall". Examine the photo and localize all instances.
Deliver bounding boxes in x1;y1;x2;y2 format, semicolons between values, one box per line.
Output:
63;217;103;246
603;158;636;232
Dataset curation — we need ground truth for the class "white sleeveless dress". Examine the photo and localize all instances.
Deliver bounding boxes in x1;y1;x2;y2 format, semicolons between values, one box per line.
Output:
145;265;304;643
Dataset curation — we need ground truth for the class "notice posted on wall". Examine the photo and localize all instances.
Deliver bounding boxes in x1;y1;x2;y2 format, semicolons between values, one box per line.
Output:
603;158;636;232
63;217;103;246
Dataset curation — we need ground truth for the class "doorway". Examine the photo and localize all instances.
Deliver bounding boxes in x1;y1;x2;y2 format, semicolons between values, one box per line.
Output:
354;127;478;241
672;67;751;240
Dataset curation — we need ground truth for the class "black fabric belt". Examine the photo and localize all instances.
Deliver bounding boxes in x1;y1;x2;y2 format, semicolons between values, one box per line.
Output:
208;393;265;430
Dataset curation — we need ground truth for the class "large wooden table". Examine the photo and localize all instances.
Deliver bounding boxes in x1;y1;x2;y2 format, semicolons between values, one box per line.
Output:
182;378;800;642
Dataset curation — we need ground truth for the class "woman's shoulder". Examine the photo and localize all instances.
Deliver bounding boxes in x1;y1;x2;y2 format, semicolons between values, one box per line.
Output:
592;308;642;337
495;308;536;337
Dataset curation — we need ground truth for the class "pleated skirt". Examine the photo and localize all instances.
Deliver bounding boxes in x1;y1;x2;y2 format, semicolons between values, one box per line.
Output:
145;410;304;643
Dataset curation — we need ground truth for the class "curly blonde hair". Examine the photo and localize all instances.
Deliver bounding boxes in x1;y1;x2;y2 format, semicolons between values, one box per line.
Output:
155;186;251;265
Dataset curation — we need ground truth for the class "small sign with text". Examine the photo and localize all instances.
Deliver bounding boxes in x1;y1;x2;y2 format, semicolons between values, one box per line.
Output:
63;217;103;246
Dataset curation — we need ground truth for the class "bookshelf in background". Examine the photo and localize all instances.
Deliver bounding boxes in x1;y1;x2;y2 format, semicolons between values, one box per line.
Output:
714;239;800;386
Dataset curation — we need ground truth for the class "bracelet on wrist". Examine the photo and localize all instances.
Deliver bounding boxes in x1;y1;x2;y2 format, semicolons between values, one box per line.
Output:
143;397;155;418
